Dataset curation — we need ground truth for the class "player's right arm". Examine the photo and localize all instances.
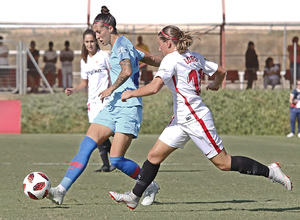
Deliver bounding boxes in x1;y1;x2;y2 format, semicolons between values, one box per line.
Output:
65;79;88;96
99;58;132;101
206;65;226;91
121;76;164;102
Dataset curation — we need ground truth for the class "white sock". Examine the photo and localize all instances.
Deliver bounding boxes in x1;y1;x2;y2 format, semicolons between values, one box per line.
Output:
58;184;67;194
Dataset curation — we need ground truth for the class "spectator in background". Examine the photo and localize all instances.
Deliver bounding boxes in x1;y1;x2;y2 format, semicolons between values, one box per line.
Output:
287;79;300;138
263;57;281;90
43;41;57;88
60;41;74;90
0;36;9;91
287;36;300;81
27;40;40;93
135;36;151;85
245;41;259;89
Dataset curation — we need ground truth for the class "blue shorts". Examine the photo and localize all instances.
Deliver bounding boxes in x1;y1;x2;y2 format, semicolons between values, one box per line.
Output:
93;105;142;138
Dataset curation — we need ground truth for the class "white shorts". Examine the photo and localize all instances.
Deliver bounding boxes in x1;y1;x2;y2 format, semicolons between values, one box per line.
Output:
158;112;224;159
87;101;106;123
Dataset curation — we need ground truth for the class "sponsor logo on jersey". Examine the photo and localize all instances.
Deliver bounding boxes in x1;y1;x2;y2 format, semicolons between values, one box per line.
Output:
86;69;103;75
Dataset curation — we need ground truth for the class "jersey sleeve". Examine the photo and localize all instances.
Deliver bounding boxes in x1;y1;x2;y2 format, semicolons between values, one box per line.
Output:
154;54;176;84
201;57;218;76
136;49;145;61
80;59;88;80
116;43;131;62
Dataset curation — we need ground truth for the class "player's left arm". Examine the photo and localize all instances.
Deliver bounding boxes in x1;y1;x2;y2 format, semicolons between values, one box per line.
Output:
121;76;164;102
140;54;162;67
99;58;132;101
137;48;162;67
206;65;226;91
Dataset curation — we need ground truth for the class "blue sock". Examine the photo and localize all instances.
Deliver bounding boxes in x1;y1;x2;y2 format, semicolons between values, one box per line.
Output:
60;136;98;191
110;156;140;179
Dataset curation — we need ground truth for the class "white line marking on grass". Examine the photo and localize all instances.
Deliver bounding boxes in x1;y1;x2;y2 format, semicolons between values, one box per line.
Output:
5;162;297;167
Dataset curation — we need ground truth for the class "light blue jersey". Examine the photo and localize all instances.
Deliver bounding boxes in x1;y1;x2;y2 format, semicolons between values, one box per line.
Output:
108;35;145;107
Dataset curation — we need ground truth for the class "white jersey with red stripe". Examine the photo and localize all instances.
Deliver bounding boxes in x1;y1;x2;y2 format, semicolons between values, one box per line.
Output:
155;50;218;124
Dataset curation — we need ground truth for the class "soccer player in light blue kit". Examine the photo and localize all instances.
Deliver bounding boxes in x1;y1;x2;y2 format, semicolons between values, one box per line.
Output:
47;6;161;206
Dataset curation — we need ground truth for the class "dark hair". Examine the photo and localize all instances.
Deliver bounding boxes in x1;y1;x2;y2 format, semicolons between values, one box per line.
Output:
65;41;70;47
248;41;254;47
265;57;273;67
0;36;3;40
30;40;36;47
292;36;299;43
158;25;193;53
93;6;117;33
49;41;54;47
81;29;100;63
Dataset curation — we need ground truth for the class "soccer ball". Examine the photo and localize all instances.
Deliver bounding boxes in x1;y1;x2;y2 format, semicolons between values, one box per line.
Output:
23;172;51;200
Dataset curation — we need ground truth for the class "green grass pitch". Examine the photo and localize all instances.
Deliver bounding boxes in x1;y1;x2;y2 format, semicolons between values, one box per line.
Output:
0;134;299;220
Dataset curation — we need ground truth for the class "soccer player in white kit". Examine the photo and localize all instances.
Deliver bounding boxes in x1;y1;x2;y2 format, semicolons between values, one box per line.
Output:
109;25;293;210
65;29;115;172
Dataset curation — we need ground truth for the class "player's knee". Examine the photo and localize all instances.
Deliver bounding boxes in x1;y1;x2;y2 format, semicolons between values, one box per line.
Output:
147;153;164;165
211;159;231;171
216;163;231;171
109;156;123;169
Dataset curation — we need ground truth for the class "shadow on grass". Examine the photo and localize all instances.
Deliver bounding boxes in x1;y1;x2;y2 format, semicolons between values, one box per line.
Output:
248;207;300;212
41;203;84;209
158;199;257;205
158;169;204;173
136;201;300;214
41;206;70;209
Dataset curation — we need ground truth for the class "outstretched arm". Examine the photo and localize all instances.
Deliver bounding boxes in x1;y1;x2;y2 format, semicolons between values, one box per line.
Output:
65;79;88;96
140;53;162;67
121;76;164;102
136;48;162;67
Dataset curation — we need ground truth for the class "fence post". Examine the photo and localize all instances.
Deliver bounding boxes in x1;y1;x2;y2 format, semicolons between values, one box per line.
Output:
293;42;297;89
26;47;54;94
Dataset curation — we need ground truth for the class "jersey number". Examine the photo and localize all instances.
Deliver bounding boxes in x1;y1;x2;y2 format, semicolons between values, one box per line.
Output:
187;69;203;95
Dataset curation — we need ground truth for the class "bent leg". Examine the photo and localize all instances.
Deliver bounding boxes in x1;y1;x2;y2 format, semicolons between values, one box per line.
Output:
210;149;269;177
133;139;177;197
109;132;140;179
96;139;112;169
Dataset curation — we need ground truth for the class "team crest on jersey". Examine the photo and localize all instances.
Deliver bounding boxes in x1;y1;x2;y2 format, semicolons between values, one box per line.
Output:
117;46;128;56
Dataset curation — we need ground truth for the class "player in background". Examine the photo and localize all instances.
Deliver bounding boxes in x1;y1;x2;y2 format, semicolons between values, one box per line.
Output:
109;25;293;210
47;6;162;206
64;29;115;172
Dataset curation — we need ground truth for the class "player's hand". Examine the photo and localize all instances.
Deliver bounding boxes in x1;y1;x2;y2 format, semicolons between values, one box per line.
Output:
206;82;220;91
65;88;74;96
121;90;132;102
98;87;113;102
